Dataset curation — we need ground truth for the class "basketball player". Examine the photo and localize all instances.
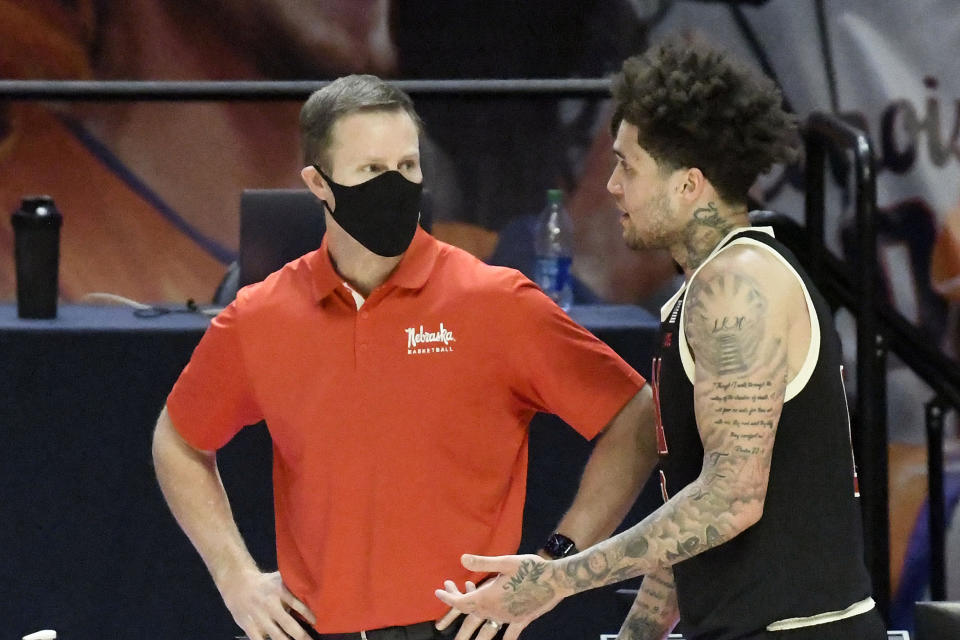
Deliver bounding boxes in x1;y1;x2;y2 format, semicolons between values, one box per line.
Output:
435;39;888;640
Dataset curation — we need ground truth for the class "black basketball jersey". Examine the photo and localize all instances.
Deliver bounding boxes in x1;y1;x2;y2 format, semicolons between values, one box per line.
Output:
652;226;875;638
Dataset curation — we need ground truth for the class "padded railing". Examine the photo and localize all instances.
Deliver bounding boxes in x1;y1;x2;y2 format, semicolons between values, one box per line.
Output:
0;78;611;100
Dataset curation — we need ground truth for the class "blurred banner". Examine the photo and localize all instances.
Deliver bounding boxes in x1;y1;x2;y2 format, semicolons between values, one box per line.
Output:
0;0;679;307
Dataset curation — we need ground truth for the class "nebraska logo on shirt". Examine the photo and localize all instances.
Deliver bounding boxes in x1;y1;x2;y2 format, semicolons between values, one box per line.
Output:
405;323;456;355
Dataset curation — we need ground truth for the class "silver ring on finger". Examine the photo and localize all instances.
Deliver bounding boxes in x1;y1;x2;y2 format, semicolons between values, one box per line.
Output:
486;620;500;630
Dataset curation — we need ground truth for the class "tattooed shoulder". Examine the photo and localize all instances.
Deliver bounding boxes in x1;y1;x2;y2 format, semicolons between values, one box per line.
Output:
683;255;770;377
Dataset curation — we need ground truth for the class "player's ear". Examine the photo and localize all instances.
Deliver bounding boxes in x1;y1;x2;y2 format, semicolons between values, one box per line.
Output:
677;167;707;202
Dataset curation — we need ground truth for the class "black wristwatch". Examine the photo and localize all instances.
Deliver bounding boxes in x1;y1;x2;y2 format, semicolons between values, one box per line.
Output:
542;532;579;559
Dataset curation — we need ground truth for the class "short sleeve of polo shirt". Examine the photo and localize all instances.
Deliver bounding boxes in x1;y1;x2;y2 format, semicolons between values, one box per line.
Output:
503;276;645;440
165;300;262;451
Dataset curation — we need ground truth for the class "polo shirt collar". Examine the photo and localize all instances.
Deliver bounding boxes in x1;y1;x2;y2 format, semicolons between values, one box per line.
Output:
309;226;439;303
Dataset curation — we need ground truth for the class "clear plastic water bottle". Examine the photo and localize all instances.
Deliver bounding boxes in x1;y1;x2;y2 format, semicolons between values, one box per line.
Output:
534;189;574;310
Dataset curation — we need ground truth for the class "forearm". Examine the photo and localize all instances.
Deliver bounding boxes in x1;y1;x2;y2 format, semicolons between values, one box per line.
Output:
152;407;257;587
554;388;658;547
551;472;756;594
617;568;679;640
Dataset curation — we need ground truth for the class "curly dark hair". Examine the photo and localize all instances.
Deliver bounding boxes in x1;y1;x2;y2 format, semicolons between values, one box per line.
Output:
610;38;799;204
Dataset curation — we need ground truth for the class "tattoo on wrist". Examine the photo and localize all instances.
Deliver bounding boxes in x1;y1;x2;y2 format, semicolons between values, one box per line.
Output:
501;559;557;616
506;560;546;591
563;551;613;589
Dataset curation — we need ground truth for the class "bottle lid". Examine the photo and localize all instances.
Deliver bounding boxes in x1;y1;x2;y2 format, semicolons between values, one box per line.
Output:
546;189;564;204
12;195;62;228
21;195;58;214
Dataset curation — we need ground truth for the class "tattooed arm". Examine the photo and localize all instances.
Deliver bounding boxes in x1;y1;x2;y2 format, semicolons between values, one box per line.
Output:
436;248;803;632
617;567;679;640
550;248;792;584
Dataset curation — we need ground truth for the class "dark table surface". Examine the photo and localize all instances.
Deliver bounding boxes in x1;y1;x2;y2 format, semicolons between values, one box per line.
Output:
0;301;656;330
0;301;216;331
0;303;660;640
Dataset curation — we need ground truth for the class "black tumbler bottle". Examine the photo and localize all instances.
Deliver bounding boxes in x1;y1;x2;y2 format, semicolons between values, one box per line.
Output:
11;195;63;319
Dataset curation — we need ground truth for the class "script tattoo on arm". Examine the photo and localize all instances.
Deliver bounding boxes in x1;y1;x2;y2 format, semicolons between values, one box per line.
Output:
683;265;788;527
535;254;789;600
618;567;679;640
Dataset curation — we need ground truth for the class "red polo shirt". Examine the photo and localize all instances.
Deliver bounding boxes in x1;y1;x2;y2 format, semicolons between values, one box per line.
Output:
166;227;645;633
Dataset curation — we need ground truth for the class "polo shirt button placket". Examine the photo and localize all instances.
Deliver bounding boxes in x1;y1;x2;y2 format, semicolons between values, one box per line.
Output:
356;305;371;366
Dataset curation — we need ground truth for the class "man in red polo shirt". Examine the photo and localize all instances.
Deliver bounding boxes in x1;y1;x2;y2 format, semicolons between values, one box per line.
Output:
152;75;655;640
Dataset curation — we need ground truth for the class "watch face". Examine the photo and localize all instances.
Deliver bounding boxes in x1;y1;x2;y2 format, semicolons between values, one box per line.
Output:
545;533;577;558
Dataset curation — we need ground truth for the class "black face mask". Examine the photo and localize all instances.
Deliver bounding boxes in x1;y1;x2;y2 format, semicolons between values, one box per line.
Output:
315;165;423;257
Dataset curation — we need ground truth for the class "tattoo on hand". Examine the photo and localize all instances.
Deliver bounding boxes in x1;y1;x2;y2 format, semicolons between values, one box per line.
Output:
501;560;556;616
506;560;546;591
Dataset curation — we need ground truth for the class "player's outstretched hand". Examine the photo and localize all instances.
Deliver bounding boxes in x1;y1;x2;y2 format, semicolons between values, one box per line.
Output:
435;554;569;640
436;580;512;640
219;568;316;640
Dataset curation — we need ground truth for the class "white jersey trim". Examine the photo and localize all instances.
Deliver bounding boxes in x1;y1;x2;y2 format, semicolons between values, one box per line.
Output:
659;226;765;322
667;227;821;402
660;282;687;323
766;596;876;631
